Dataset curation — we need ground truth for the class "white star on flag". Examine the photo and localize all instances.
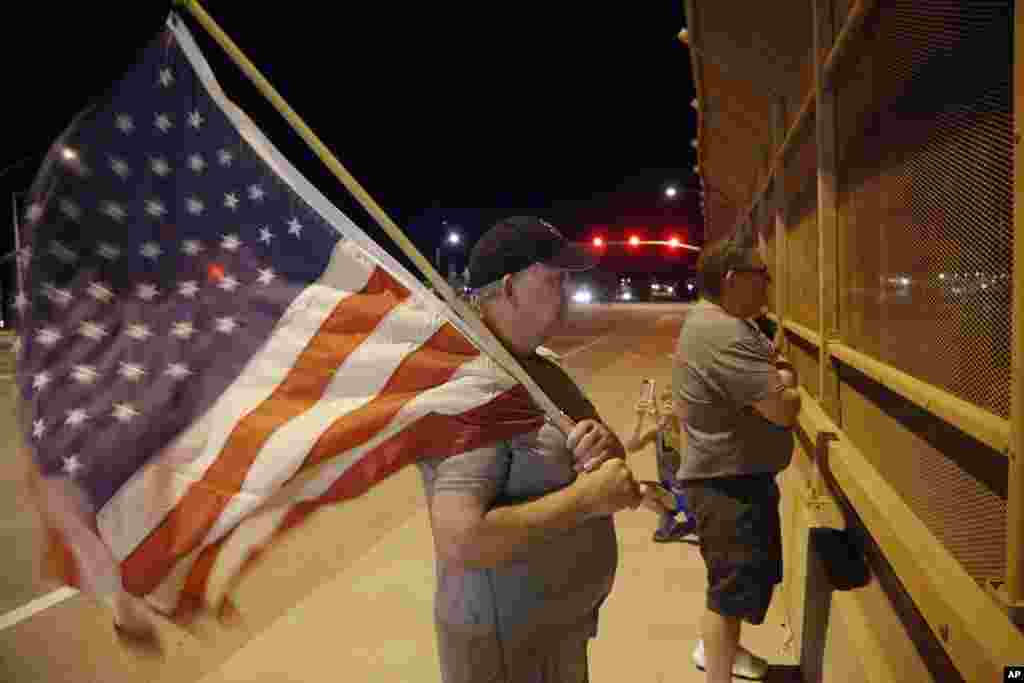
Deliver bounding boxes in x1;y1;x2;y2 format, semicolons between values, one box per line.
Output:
188;109;204;129
178;281;200;298
49;241;78;264
218;275;240;292
158;67;174;87
171;321;197;340
36;328;62;347
87;282;114;303
288;217;302;236
150;157;171;176
59;199;82;221
97;243;121;261
145;200;167;218
63;456;84;477
71;365;100;385
155;113;173;133
101;201;127;222
125;323;153;341
221;234;241;251
78;321;109;341
32;372;51;391
182;240;204;256
112;403;140;423
259;227;274;244
118;362;146;382
43;284;73;307
256;268;276;285
224;192;240;210
137;283;160;301
32;419;45;439
65;409;89;427
186;196;205;215
110;157;131;179
215;317;238;334
115;114;135;133
248;185;265;201
188;153;206;173
165;363;192;380
140;242;163;259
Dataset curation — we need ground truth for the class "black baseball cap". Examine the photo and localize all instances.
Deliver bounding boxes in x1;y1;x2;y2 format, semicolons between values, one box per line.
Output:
467;216;599;289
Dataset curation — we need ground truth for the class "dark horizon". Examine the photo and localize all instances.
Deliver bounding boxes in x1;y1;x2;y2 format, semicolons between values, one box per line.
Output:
0;3;701;301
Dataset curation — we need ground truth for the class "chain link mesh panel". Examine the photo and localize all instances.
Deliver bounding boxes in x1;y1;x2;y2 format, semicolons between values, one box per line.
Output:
834;0;1012;583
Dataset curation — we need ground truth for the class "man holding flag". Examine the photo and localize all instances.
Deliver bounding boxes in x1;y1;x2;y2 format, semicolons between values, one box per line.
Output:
419;217;643;682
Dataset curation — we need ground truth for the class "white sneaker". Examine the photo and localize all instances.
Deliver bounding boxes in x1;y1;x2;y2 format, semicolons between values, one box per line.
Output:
692;639;768;680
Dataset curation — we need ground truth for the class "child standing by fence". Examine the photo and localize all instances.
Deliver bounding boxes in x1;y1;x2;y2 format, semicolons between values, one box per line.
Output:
625;379;696;542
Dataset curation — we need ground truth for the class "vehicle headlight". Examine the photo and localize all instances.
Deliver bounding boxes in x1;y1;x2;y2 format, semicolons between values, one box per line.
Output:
572;289;593;303
620;291;632;300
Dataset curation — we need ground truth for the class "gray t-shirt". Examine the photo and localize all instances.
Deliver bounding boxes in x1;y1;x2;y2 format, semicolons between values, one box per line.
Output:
417;351;617;658
673;301;794;480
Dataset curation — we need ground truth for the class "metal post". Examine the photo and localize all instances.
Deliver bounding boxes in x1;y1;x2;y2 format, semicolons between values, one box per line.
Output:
772;97;788;355
814;0;841;423
1006;0;1024;610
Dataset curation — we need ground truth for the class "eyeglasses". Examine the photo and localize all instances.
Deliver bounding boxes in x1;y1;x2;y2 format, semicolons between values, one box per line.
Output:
730;266;772;283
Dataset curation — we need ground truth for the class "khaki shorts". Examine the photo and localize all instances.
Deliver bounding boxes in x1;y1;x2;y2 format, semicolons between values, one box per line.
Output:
682;473;783;625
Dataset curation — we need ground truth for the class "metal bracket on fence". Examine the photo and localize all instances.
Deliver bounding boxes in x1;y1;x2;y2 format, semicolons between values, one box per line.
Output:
982;580;1024;626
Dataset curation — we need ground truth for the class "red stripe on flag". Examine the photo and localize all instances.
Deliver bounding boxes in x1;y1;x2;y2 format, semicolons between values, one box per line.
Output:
121;268;409;594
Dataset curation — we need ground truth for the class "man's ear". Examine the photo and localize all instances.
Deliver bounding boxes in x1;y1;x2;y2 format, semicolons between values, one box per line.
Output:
501;273;517;308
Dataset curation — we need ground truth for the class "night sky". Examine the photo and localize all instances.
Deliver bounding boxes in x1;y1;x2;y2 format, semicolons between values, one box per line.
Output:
0;3;701;301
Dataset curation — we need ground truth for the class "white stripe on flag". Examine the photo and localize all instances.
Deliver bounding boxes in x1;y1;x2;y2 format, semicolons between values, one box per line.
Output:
199;296;444;545
203;504;294;610
97;239;374;562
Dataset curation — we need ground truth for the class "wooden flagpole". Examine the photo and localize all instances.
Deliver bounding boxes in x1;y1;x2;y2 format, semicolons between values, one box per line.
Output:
171;1;579;438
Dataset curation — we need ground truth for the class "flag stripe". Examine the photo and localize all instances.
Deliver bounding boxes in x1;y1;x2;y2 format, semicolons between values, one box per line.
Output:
120;267;409;594
172;318;482;606
97;238;374;561
183;384;540;611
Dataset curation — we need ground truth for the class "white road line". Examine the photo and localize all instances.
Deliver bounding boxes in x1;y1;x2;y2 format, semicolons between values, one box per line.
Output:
0;587;79;632
562;332;613;359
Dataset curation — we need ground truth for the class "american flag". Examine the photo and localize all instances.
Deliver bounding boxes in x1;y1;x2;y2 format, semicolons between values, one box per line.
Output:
16;12;543;619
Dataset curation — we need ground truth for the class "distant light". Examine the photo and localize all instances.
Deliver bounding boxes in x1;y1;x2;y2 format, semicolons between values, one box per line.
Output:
629;235;640;247
692;165;700;174
572;288;593;304
620;291;633;300
939;273;946;280
447;233;461;245
667;286;674;294
899;277;911;286
690;139;698;149
687;283;695;292
665;186;678;199
668;237;681;248
61;147;78;161
593;236;604;247
690;98;699;109
651;283;661;291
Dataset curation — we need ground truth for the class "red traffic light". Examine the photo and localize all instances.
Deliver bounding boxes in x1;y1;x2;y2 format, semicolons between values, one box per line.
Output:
592;236;605;248
628;235;640;247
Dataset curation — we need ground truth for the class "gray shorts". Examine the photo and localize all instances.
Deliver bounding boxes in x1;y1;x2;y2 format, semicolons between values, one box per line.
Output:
436;621;590;683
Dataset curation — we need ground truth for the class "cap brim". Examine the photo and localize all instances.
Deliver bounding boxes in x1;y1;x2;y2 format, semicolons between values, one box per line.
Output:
544;241;600;272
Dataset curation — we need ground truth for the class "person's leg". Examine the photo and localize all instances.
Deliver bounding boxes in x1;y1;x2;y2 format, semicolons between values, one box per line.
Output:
702;609;741;683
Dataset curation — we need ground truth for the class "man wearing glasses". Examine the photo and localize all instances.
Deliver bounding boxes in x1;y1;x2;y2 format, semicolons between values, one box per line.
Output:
672;233;800;682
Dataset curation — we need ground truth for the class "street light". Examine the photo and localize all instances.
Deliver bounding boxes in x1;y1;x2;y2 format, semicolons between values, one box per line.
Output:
436;222;464;283
664;186;678;199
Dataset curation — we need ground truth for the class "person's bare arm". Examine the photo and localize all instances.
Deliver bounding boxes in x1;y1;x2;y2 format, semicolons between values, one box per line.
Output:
751;385;801;427
429;459;641;571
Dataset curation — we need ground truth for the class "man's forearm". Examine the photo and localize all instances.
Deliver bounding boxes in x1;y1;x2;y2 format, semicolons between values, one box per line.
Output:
455;485;595;570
